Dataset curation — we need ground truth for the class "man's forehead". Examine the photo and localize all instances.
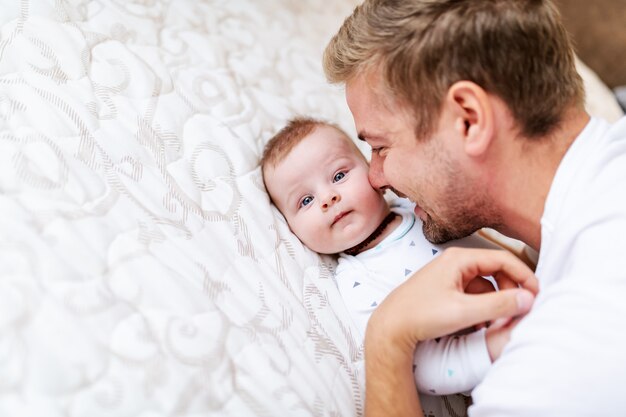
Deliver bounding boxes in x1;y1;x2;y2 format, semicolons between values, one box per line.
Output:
346;79;380;137
348;71;412;108
346;73;385;108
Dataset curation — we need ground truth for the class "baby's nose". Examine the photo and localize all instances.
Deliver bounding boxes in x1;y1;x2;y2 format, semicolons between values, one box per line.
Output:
322;193;340;210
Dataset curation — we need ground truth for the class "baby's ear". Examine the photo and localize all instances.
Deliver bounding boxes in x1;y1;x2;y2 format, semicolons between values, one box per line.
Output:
447;81;494;158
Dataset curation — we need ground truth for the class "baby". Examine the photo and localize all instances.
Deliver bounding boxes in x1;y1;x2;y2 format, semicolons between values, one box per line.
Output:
261;117;508;397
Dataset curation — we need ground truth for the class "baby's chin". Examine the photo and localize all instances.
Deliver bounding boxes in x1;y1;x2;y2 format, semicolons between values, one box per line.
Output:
308;242;357;255
305;230;375;255
304;242;342;255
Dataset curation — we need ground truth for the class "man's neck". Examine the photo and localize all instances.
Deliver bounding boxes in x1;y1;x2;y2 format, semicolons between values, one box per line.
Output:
494;108;590;251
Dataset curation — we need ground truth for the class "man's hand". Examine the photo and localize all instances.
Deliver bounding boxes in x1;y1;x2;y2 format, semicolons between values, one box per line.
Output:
364;248;539;417
368;248;537;350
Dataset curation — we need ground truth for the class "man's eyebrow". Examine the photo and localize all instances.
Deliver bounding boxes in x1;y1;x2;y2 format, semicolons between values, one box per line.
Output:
357;130;383;142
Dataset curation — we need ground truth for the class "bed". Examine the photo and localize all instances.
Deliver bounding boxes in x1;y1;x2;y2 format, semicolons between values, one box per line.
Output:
0;1;623;416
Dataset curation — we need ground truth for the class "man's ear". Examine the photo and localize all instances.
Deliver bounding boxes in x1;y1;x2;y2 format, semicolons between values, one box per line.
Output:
446;81;494;157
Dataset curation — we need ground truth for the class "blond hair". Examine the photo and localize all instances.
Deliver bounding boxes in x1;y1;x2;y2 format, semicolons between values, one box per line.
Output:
324;0;584;139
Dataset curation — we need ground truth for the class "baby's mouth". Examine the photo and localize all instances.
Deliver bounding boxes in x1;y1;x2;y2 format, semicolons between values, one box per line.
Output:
332;210;351;226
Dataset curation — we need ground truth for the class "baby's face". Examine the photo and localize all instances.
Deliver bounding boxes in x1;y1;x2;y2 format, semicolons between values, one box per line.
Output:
265;125;389;254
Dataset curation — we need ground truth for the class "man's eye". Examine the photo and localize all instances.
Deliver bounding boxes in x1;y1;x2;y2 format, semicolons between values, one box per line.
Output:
300;196;313;207
372;147;386;155
333;171;346;182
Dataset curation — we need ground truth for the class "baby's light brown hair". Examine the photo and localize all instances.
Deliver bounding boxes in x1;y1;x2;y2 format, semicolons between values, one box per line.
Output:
261;117;363;201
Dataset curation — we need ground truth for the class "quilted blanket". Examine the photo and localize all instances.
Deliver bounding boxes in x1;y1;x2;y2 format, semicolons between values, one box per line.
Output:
0;1;367;416
0;1;622;417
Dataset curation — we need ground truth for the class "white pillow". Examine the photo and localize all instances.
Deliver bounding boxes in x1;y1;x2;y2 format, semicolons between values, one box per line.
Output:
577;57;624;122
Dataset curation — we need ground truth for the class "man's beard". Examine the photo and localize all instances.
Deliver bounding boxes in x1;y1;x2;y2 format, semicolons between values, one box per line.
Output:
401;133;500;244
418;182;498;245
422;210;483;244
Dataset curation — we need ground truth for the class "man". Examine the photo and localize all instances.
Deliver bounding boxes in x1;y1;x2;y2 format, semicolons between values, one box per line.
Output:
323;0;626;416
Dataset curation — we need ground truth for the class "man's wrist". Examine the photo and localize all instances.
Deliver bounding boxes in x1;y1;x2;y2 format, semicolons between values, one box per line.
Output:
364;318;422;417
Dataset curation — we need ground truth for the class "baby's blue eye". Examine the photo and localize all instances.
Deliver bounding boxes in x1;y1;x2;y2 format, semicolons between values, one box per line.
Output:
301;196;313;207
333;171;346;182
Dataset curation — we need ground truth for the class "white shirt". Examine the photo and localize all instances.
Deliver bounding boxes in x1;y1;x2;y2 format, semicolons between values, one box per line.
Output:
471;116;626;416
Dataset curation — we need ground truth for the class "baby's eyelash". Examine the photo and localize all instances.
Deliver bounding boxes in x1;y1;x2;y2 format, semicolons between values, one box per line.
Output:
333;171;347;182
299;195;313;208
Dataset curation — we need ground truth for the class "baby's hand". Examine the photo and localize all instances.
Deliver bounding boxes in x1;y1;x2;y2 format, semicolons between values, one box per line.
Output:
465;276;497;329
465;276;496;294
485;316;522;361
465;276;525;361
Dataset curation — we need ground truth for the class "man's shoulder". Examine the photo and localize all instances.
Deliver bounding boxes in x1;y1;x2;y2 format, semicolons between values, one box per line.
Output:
608;115;626;135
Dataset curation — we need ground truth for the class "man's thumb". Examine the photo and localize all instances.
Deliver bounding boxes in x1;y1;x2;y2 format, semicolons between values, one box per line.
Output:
464;289;535;326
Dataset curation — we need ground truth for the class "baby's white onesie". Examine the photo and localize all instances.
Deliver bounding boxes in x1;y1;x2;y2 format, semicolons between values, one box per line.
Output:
336;198;499;395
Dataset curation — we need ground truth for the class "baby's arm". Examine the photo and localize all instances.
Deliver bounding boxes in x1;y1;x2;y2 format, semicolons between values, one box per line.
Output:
413;276;518;396
413;328;491;396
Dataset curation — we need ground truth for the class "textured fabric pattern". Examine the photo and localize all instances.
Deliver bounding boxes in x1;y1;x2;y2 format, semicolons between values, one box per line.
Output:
0;1;622;417
0;1;364;416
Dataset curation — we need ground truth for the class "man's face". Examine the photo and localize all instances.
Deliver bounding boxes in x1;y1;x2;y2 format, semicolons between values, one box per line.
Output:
264;125;389;254
345;73;493;243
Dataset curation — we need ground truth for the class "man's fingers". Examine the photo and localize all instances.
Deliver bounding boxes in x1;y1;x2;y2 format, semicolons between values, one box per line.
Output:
449;248;539;295
372;247;538;343
492;268;539;295
494;275;518;291
458;288;535;327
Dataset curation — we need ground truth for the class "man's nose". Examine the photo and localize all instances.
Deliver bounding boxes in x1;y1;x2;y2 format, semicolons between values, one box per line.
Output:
321;191;340;210
368;155;388;190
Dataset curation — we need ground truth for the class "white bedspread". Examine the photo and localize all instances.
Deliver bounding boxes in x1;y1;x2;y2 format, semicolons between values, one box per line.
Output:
0;1;622;417
0;1;368;416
